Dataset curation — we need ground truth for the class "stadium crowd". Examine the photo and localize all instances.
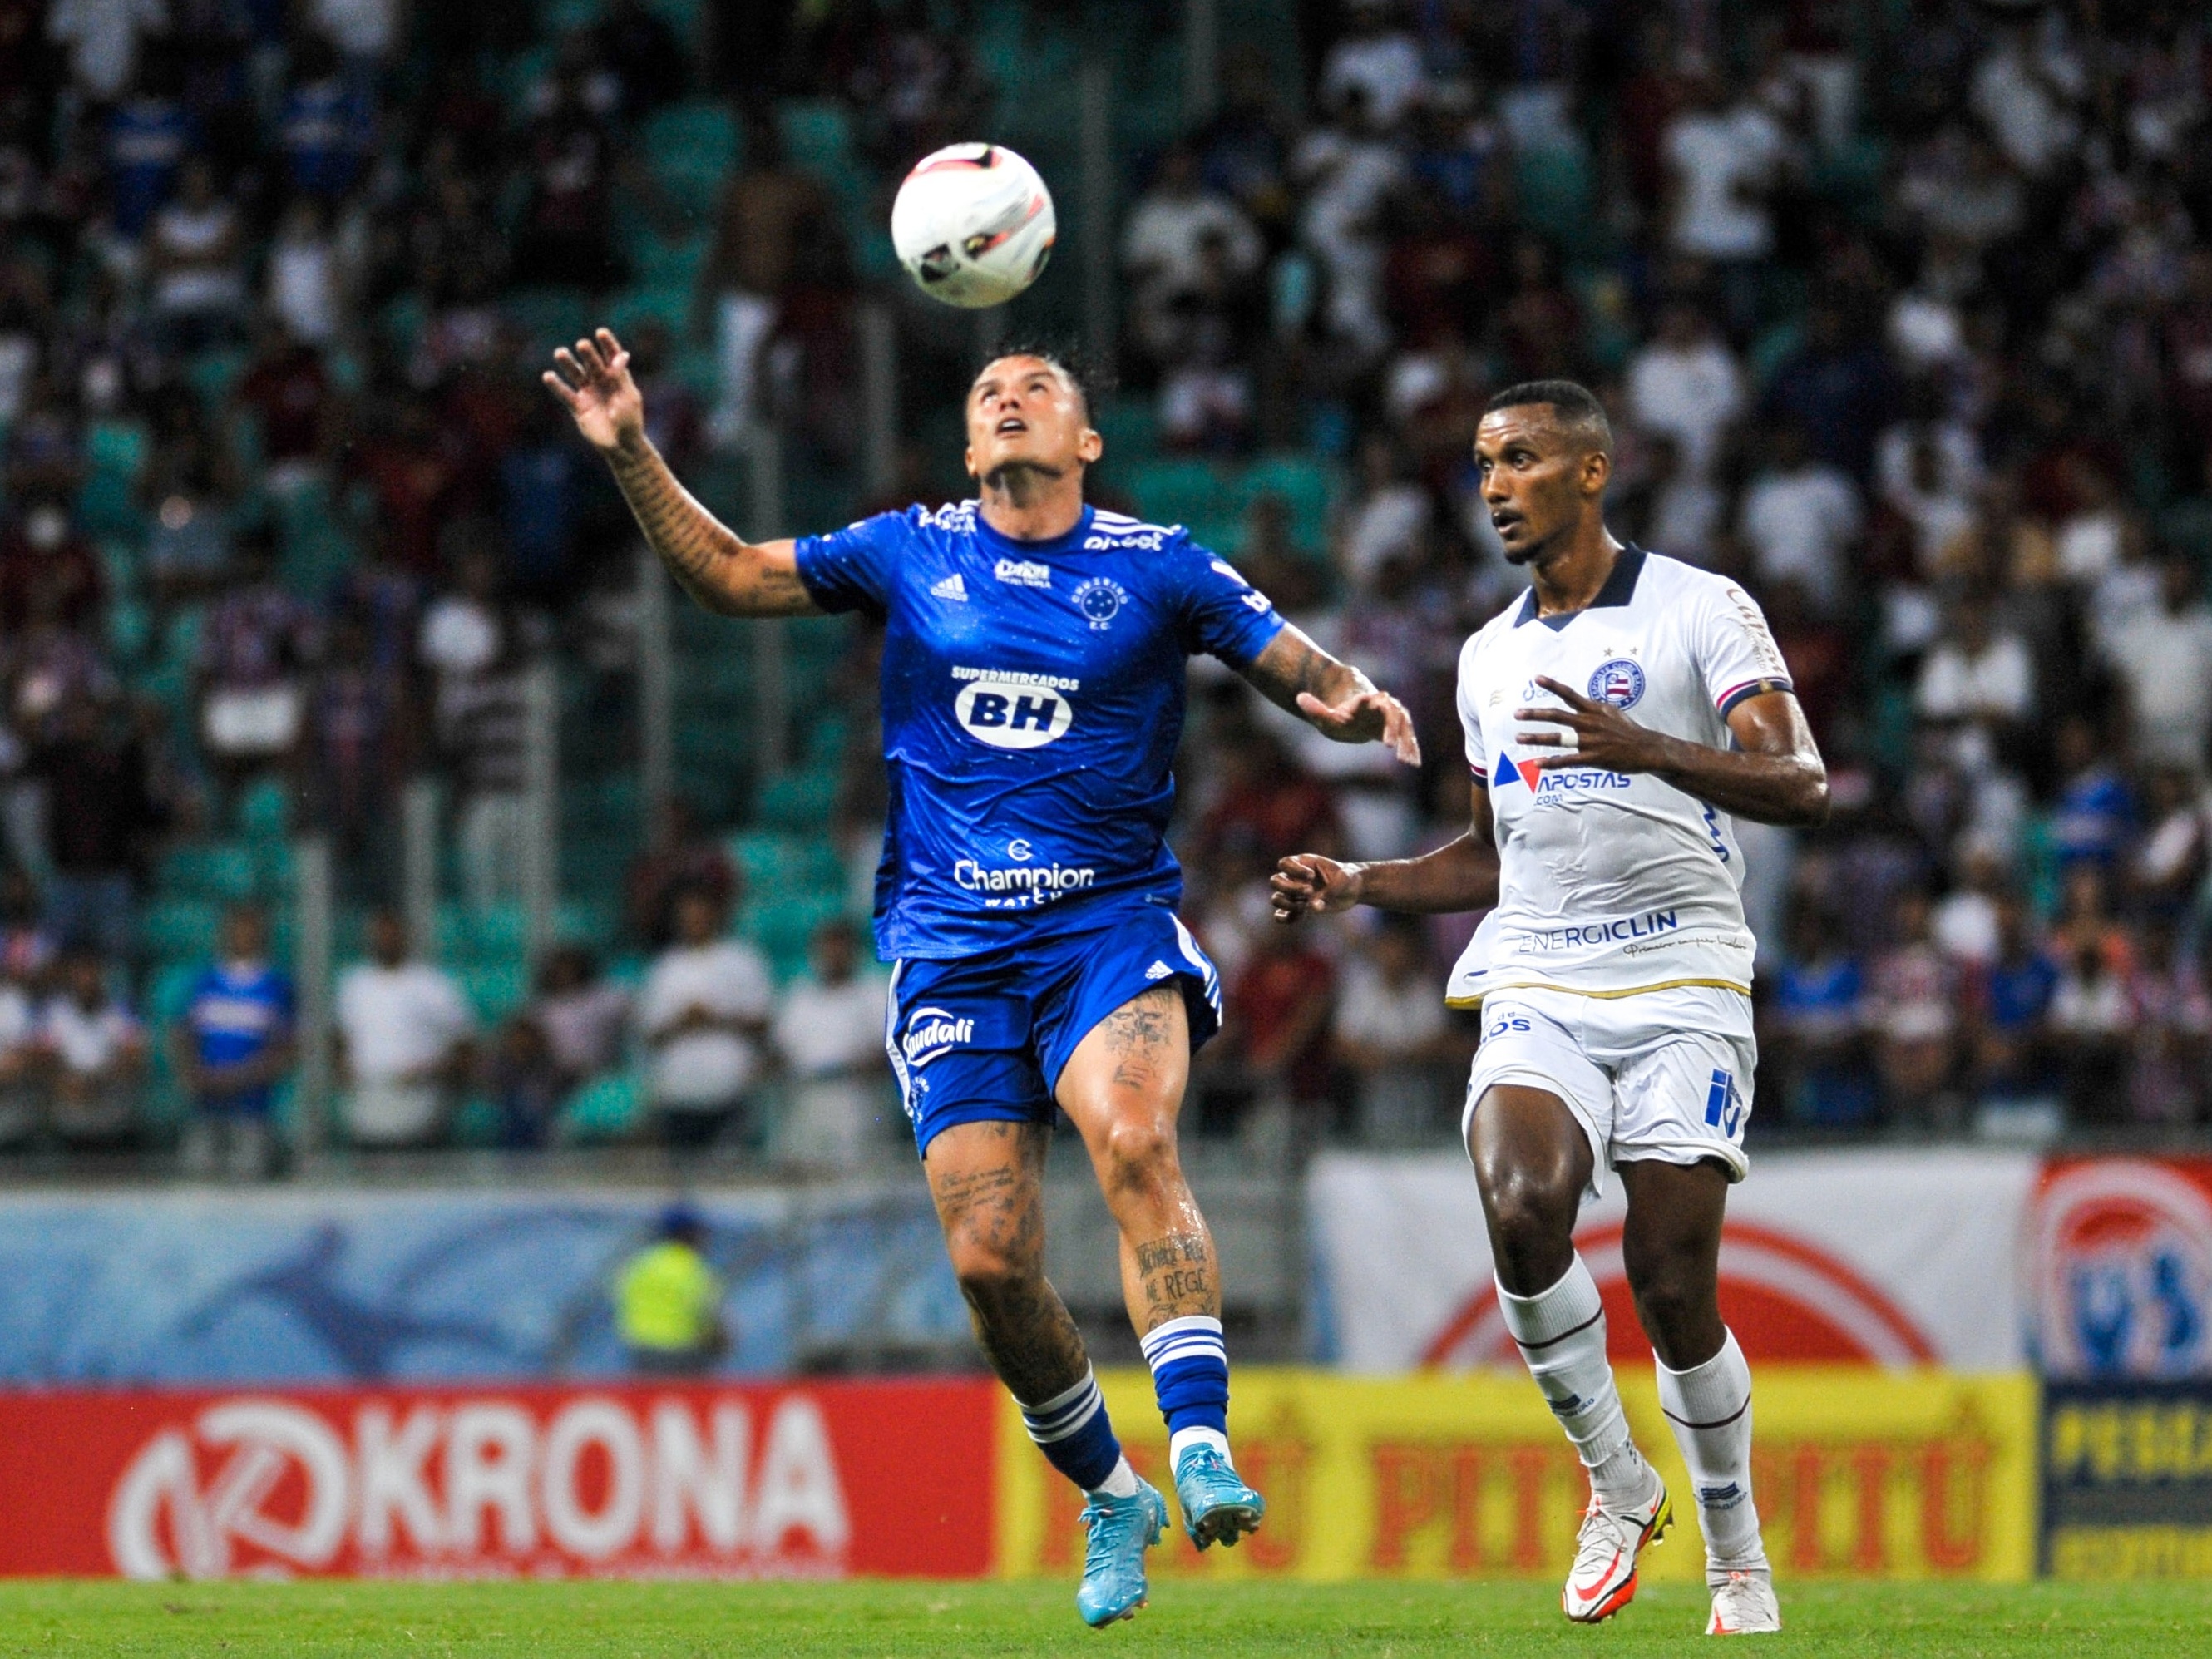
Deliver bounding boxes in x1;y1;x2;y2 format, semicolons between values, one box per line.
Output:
0;0;2210;1163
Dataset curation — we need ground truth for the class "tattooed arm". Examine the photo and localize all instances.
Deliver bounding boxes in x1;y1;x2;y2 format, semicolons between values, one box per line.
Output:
543;328;820;619
1238;625;1422;764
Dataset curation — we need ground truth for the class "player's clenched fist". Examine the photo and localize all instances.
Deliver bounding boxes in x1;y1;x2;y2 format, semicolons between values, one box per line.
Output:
1270;853;1364;922
1514;674;1672;773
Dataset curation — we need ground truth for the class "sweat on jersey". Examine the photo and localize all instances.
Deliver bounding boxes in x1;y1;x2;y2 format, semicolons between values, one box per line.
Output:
1450;545;1793;1001
793;501;1286;960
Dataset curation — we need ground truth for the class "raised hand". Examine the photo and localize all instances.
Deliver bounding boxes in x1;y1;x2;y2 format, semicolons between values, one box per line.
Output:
1514;674;1672;773
1270;853;1365;923
1294;684;1423;765
543;328;645;454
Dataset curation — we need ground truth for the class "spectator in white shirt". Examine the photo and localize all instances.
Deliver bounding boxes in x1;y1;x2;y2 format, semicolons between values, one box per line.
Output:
1331;916;1471;1144
39;949;146;1147
1738;422;1863;618
1336;437;1429;593
0;945;36;1146
2100;553;2212;772
772;919;891;1168
147;159;249;353
1121;146;1262;368
334;909;476;1148
1663;65;1790;333
1916;599;2036;775
529;944;631;1094
1625;299;1744;480
1634;431;1727;564
1875;415;1981;577
639;884;773;1153
1318;0;1425;130
1292;86;1405;361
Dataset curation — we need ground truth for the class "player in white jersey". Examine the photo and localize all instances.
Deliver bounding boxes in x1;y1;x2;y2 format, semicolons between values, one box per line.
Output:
1271;381;1826;1637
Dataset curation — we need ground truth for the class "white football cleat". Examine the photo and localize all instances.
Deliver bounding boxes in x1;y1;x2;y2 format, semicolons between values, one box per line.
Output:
1561;1470;1671;1623
1706;1567;1782;1635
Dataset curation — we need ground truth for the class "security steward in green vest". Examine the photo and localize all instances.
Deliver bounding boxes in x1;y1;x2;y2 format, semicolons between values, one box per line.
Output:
617;1202;728;1374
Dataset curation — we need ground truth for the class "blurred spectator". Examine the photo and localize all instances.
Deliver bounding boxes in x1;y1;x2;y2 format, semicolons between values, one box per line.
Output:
442;634;531;915
1915;599;2035;757
146;157;246;353
1663;65;1789;333
28;692;161;960
2126;921;2212;1126
1318;0;1424;131
625;798;738;946
1761;301;1894;480
51;0;169;102
334;909;475;1150
236;322;341;501
277;36;373;200
304;611;408;876
2129;767;2207;923
595;0;686;114
639;885;772;1153
264;202;345;349
173;903;294;1180
529;944;630;1094
1869;889;1958;1123
1123;145;1263;369
1337;436;1429;592
1966;892;2059;1114
102;56;193;236
2098;553;2212;771
2050;931;2130;1128
1212;905;1335;1143
1625;299;1743;480
1292;85;1404;363
0;923;39;1147
1765;905;1872;1127
195;530;319;796
2047;718;2135;874
698;115;829;444
616;1203;726;1375
486;1013;564;1150
0;501;104;634
1931;840;2008;969
772;919;890;1167
1331;915;1468;1143
38;948;146;1148
1738;422;1860;618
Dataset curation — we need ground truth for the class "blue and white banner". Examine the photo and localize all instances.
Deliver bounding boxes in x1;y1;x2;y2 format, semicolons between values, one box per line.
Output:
0;1184;968;1385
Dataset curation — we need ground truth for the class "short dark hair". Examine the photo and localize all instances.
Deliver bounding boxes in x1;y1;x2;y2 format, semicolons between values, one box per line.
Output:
970;340;1104;425
1482;379;1613;455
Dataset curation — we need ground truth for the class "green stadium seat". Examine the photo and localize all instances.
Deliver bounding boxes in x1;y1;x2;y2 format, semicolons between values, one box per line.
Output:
1237;454;1334;555
503;287;595;353
158;842;259;902
1093;398;1159;467
753;768;840;832
642;101;738;205
460;961;531;1025
560;1068;644;1141
1128;457;1231;545
141;899;219;959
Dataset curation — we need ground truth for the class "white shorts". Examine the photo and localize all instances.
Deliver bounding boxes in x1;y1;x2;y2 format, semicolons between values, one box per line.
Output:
1461;985;1755;1199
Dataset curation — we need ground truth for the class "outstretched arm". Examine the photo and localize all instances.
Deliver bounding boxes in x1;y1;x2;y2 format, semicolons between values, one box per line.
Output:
1514;678;1828;827
1272;779;1499;921
1239;625;1421;764
543;328;820;619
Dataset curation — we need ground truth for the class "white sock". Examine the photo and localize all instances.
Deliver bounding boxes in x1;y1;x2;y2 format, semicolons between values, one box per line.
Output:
1169;1426;1232;1468
1657;1328;1765;1569
1089;1455;1142;1499
1497;1257;1647;1504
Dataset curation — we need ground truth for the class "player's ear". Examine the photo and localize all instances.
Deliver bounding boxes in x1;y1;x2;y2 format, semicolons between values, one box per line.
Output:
1582;447;1611;497
962;444;979;480
1077;424;1104;465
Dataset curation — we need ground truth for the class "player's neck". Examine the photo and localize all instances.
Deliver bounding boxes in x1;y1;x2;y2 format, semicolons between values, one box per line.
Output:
976;466;1085;543
1527;521;1625;618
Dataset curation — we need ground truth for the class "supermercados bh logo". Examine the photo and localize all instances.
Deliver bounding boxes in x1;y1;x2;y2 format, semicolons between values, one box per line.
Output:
2032;1160;2212;1379
901;1006;975;1067
951;664;1075;749
1587;658;1645;709
106;1392;852;1578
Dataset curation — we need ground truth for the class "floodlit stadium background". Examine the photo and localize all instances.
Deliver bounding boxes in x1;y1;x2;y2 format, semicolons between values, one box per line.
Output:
0;0;2206;1588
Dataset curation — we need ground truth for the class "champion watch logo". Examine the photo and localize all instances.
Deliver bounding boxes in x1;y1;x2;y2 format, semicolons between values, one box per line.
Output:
930;573;968;601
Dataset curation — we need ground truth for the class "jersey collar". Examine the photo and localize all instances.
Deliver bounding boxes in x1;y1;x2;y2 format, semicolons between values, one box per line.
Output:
971;501;1096;558
1513;541;1647;631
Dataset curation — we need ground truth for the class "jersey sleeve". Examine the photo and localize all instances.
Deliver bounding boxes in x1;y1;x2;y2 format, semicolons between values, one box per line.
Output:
1456;636;1489;778
1696;580;1795;718
1171;538;1287;669
791;509;912;619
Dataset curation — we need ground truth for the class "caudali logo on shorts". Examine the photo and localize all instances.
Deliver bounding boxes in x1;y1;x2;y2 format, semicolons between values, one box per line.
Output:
950;664;1075;749
901;1006;975;1066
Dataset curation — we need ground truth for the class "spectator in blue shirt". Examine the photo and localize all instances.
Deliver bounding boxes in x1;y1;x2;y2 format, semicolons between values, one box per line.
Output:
1968;891;2059;1108
1765;904;1874;1127
173;903;295;1180
106;65;196;239
279;36;373;202
2047;715;2135;871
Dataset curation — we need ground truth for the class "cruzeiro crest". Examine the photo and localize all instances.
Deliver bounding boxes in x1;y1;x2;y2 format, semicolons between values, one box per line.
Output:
1073;577;1128;630
1587;658;1646;709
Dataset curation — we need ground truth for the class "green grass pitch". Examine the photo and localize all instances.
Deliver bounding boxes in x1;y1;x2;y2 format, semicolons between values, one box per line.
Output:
0;1579;2209;1657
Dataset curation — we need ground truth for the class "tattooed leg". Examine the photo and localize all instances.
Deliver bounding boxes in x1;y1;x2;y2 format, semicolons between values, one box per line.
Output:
1054;986;1221;1332
923;1119;1090;1404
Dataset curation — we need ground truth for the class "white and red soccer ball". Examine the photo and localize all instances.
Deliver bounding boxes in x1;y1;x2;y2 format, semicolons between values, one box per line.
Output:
891;143;1057;309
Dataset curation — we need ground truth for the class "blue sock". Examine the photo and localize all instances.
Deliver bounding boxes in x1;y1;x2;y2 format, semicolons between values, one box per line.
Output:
1020;1366;1126;1493
1141;1315;1230;1460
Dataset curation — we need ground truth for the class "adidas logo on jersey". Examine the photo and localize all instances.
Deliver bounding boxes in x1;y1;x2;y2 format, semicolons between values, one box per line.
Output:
1144;960;1173;980
931;573;969;600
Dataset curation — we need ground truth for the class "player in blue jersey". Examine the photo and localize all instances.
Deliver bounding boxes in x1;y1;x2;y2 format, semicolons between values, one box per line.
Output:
548;327;1420;1624
173;903;296;1181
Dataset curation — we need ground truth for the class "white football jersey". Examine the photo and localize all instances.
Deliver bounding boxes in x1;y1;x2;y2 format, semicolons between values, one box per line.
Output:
1448;545;1792;1002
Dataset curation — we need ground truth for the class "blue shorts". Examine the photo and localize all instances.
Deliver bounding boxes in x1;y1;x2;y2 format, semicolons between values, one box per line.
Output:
885;901;1223;1156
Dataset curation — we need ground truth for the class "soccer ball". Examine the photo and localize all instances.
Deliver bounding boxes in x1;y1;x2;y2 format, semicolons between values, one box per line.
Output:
891;143;1057;309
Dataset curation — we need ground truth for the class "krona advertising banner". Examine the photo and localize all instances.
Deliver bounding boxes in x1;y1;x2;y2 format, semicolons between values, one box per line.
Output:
0;1380;995;1579
1309;1148;2041;1371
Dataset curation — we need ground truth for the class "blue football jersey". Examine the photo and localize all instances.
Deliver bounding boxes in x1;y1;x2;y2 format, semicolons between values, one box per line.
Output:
794;501;1286;960
185;962;295;1110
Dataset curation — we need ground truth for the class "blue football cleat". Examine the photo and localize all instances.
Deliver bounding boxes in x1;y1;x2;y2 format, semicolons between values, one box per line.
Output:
1173;1444;1266;1550
1075;1479;1168;1627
